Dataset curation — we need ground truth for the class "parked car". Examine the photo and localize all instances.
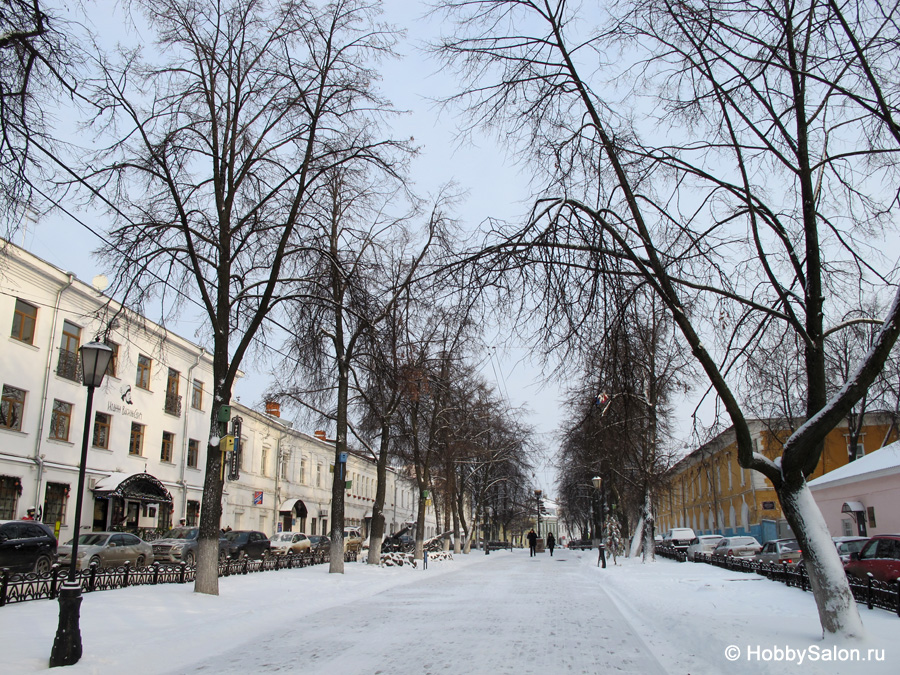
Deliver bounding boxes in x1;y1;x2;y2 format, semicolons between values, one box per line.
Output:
686;534;724;560
844;534;900;583
0;520;58;574
223;530;271;559
308;535;330;554
713;536;761;558
662;528;697;550
58;532;153;570
832;536;869;563
269;531;311;555
383;533;415;552
151;526;229;565
567;539;593;550
753;538;802;567
343;528;363;553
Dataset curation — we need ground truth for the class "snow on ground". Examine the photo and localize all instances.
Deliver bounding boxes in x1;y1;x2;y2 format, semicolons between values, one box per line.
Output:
0;548;896;674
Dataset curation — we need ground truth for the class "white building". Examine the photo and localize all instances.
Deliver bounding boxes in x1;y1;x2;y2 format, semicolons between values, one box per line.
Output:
1;240;436;542
0;241;214;540
225;401;434;539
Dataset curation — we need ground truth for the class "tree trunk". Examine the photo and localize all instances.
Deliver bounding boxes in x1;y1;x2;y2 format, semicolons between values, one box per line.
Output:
778;481;863;637
329;358;350;573
367;426;391;565
641;486;655;563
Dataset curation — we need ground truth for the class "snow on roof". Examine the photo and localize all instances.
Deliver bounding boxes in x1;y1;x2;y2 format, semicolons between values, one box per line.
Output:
808;440;900;489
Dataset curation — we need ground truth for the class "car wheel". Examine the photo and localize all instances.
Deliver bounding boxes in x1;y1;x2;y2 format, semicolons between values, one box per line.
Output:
184;550;195;566
136;554;146;568
34;555;52;575
218;547;226;562
90;555;103;568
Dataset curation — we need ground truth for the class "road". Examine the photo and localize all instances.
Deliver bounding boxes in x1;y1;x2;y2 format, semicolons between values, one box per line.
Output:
183;548;666;675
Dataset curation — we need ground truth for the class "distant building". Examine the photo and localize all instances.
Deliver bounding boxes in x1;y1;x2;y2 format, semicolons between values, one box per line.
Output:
654;416;898;543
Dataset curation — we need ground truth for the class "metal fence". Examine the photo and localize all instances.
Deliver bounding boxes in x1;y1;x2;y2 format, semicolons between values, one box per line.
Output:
0;549;359;607
655;544;900;618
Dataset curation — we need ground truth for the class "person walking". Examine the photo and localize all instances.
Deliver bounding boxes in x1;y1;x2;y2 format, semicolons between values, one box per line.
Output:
527;529;538;557
547;531;555;557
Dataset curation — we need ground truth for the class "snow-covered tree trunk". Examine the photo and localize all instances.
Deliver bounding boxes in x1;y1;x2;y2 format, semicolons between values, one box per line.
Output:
641;487;655;563
629;515;643;559
778;481;863;637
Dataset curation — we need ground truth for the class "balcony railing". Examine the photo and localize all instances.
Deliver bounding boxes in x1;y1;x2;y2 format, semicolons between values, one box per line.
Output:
164;392;182;417
56;349;81;382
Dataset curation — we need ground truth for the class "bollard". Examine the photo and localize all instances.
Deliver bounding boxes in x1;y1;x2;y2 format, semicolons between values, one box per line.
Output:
0;567;8;607
867;573;874;610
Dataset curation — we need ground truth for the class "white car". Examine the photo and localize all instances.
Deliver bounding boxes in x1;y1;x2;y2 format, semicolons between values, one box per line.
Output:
269;531;311;555
686;534;724;560
713;536;762;558
662;528;697;549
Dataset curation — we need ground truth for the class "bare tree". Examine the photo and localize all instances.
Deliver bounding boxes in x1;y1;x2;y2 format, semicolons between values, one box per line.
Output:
435;0;900;636
0;0;81;230
82;0;406;593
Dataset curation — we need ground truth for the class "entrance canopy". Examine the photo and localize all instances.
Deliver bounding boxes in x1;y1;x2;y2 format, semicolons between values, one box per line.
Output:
841;501;866;514
278;498;308;518
92;472;173;503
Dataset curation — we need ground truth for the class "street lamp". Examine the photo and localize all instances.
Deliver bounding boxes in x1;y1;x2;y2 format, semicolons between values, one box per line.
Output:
592;476;606;569
534;489;542;536
50;341;113;668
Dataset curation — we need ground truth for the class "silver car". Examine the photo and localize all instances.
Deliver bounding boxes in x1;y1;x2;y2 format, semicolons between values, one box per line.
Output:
686;534;724;560
713;535;762;558
58;532;154;570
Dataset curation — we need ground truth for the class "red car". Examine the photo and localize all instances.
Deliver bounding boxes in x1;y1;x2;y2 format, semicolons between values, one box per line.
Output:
843;534;900;583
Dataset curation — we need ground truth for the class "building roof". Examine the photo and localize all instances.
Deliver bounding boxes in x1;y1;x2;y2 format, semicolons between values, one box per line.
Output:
807;440;900;490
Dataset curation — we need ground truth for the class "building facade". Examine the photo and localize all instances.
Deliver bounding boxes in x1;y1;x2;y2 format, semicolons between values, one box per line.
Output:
655;416;898;544
1;241;436;543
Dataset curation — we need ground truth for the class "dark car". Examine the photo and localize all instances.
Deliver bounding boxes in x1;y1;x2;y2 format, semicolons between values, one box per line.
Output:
223;530;271;560
0;520;58;574
308;535;330;554
844;534;900;583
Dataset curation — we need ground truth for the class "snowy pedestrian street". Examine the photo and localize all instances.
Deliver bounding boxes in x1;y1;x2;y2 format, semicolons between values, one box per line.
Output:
192;548;666;675
2;547;898;674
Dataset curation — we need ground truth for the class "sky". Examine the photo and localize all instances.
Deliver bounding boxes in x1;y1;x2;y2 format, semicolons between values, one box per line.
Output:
1;547;897;673
12;0;714;496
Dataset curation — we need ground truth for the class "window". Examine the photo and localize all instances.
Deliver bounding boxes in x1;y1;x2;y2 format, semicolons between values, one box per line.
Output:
317;463;323;488
42;482;69;526
161;431;175;463
11;299;37;344
261;445;269;476
0;475;21;519
186;500;200;526
187;439;200;468
867;506;877;528
49;400;72;441
56;321;81;381
136;354;151;390
129;422;145;456
105;341;119;378
300;456;307;484
92;412;111;449
164;368;181;415
1;385;25;431
191;380;204;410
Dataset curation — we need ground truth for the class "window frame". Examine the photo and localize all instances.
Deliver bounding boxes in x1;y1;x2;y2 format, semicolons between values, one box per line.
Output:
136;354;152;390
11;299;38;344
105;341;120;378
187;438;200;468
49;399;73;441
129;422;145;456
92;411;111;449
0;385;26;431
160;430;175;463
191;379;204;410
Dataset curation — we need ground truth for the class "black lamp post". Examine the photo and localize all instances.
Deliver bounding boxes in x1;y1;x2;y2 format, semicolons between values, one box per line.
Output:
50;341;113;668
592;476;606;568
534;489;542;536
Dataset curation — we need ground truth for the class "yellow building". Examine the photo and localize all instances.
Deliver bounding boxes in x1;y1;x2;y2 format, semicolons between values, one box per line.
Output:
655;414;897;543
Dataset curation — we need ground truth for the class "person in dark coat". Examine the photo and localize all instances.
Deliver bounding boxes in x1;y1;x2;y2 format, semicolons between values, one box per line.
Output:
547;531;556;557
527;529;538;557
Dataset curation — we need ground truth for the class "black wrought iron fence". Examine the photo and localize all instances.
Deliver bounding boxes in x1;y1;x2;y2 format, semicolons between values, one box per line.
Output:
0;547;356;607
661;548;900;618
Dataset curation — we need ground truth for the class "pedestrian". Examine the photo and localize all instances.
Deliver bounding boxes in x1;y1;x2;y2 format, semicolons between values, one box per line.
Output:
527;529;538;557
22;508;35;521
547;531;555;557
179;518;186;526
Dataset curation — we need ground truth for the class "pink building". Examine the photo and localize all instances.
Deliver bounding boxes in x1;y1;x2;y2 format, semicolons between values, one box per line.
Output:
808;441;900;538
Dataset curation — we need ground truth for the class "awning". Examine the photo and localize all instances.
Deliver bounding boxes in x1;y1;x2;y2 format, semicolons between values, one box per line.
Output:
92;472;173;504
278;498;308;517
841;501;866;514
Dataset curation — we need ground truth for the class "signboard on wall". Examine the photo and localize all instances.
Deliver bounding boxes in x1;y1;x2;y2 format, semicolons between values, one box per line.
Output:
761;501;775;510
253;491;263;505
